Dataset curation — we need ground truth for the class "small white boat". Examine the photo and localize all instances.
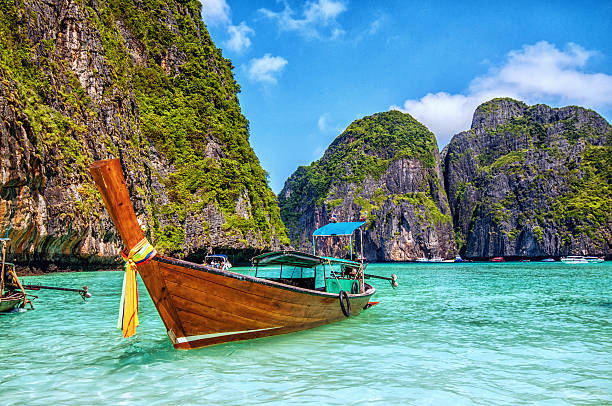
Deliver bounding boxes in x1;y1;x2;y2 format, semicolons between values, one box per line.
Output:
416;257;443;263
560;256;588;264
584;256;604;263
204;254;232;270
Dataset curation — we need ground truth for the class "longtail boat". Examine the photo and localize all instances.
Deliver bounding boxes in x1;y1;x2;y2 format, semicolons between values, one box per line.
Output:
0;235;90;312
90;159;384;350
0;237;32;312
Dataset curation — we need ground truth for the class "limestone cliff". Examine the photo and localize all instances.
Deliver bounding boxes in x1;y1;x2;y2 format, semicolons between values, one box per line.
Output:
0;0;288;268
444;98;611;259
279;110;456;261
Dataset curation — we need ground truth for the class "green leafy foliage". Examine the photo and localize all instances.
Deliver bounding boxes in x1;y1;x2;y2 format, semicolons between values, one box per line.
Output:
0;0;289;252
393;192;452;226
279;110;440;240
552;145;612;242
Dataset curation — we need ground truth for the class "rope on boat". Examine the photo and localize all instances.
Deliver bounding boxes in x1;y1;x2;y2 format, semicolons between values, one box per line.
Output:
118;238;156;338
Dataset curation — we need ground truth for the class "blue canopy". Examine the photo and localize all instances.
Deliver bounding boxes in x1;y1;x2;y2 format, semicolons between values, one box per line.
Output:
312;222;366;237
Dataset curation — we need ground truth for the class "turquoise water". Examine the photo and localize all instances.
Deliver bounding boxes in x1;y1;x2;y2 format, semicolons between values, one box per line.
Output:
1;262;611;405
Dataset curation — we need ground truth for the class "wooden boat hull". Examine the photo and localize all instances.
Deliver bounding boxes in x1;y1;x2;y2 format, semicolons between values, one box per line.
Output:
0;293;25;312
90;158;376;350
138;256;375;349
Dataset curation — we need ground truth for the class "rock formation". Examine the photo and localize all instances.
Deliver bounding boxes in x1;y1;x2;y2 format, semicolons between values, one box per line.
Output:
444;98;611;259
0;0;288;268
279;110;456;261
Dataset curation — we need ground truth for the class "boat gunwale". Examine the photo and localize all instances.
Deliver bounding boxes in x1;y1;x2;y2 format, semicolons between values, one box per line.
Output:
153;256;375;299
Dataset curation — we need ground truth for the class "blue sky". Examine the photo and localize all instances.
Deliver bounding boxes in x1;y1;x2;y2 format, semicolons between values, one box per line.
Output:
202;0;612;193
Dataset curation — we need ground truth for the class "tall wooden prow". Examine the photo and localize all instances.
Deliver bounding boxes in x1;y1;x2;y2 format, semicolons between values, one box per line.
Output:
89;159;186;342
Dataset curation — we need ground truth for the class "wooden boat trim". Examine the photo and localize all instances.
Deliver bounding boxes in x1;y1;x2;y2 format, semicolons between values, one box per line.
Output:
154;255;375;299
175;326;284;343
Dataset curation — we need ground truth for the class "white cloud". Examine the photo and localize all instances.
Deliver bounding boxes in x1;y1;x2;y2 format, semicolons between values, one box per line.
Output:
247;54;288;84
224;22;254;53
260;0;347;39
318;113;331;131
202;1;254;54
393;41;612;146
368;16;383;35
394;93;476;145
202;0;231;26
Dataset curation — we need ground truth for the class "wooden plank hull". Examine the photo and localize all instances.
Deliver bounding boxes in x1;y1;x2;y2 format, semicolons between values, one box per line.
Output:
89;159;377;350
138;256;375;350
0;293;25;312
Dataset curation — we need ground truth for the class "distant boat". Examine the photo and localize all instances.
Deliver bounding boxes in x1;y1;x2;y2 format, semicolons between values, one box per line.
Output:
541;258;555;262
416;257;443;263
204;254;232;270
454;256;465;263
560;256;588;264
490;257;504;262
584;256;604;263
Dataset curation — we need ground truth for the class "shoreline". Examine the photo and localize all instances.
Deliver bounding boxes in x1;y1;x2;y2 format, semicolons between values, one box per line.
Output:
15;264;121;277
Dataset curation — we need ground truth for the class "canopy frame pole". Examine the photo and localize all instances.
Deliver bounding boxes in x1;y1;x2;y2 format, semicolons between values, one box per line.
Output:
312;237;316;256
349;236;353;261
360;228;364;260
360;228;364;293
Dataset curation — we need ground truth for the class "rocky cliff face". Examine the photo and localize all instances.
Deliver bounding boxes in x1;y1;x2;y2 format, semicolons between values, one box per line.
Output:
0;0;288;268
444;98;611;259
279;111;456;261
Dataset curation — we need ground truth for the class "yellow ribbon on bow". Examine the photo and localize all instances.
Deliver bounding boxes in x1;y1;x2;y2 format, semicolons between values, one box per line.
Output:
118;238;156;338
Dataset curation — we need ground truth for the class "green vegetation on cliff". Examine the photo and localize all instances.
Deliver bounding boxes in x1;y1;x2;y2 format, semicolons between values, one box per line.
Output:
446;98;612;258
279;110;449;250
0;0;289;255
106;0;289;247
311;110;437;197
553;145;612;244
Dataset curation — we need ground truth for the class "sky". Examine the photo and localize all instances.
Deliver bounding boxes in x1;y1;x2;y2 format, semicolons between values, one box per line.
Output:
202;0;612;193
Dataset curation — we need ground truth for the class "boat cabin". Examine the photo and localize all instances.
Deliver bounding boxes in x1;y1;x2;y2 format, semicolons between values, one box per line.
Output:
251;251;365;294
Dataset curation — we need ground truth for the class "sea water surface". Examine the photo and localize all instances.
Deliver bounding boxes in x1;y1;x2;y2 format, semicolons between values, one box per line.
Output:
1;262;611;405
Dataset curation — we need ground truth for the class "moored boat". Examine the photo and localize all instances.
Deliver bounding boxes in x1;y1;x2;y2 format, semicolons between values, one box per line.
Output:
204;254;232;270
1;237;33;313
584;256;604;263
490;257;504;262
0;292;26;312
416;257;443;263
560;256;588;264
90;159;382;350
